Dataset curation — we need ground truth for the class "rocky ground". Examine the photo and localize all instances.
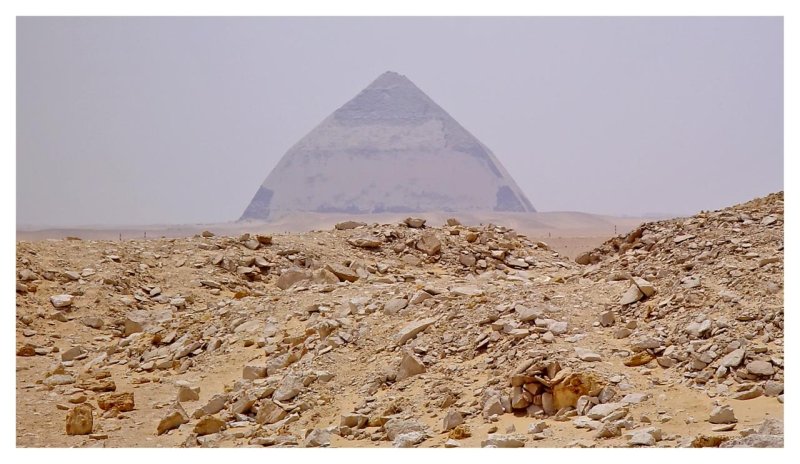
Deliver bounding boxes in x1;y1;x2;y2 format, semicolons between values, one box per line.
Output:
15;193;784;448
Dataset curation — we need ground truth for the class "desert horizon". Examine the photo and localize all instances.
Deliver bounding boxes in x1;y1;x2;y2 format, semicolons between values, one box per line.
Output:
12;13;785;455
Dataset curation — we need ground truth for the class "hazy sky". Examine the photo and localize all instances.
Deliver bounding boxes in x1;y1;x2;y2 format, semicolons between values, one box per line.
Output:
17;17;783;227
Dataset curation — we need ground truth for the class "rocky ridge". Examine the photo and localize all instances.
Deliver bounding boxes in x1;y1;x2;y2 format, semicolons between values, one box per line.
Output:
16;194;783;448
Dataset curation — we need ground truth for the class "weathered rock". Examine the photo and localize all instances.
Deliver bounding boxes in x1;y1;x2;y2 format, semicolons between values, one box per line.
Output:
541;392;555;415
548;321;569;335
395;317;436;346
16;344;37;357
764;380;784;397
719;349;745;368
340;414;369;429
194;415;226;436
347;235;382;249
416;232;442;256
631;277;655;297
383;298;409;315
384;418;428;441
242;365;268;380
324;263;359;282
50;294;73;308
193;394;229;418
450;285;483;297
598;310;615;327
629;431;656;446
482;396;505;419
575;347;602;362
620;393;653;404
61;346;87;362
481;433;527;448
157;402;189;435
686;319;712;339
731;387;762;400
619;285;644;305
65;404;93;435
746;360;775;376
335;221;366;230
276;269;311;290
311;268;340;285
44;374;76;386
396;352;426;381
442;409;464;432
624;351;655;367
595;422;622;439
404;217;426;228
97;392;134;412
273;374;304;402
81;317;104;330
673;234;695;244
305;428;332;447
515;305;543;322
459;254;476;267
177;385;201;402
256;401;288;425
653;356;674;370
709;405;737;424
586;402;626;420
394;431;427;448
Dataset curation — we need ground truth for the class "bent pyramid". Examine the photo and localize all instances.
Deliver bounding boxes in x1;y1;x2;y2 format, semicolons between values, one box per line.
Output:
240;71;535;221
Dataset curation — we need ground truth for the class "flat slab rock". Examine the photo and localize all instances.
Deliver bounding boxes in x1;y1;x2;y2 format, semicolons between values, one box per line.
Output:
395;317;437;346
481;433;527;448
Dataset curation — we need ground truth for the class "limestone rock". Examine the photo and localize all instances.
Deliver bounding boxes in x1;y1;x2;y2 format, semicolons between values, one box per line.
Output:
97;392;134;412
273;374;304;401
442;409;464;432
396;352;426;381
157;402;189;435
324;263;359;282
335;221;366;230
746;360;775;376
65;404;93;435
481;433;527;448
416;232;442;256
709;405;737;424
394;431;427;448
177;385;201;402
305;428;331;447
384;418;428;441
515;305;543;322
347;236;382;249
586;402;626;420
619;285;644;305
50;294;73;308
194;415;226;436
719;349;745;368
395;317;436;346
631;277;655;297
575;347;602;362
384;298;409;315
256;401;288;425
276;269;311;290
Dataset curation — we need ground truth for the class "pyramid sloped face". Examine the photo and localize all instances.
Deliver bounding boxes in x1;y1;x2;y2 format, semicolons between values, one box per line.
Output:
240;71;535;221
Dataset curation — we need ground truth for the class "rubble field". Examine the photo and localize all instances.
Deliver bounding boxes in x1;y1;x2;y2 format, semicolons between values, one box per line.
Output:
15;192;784;448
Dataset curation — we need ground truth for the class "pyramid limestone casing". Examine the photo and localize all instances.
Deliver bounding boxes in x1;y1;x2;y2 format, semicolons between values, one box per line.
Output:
240;71;535;221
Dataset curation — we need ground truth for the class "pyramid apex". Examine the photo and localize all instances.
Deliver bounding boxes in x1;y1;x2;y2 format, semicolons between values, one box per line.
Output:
366;70;415;89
